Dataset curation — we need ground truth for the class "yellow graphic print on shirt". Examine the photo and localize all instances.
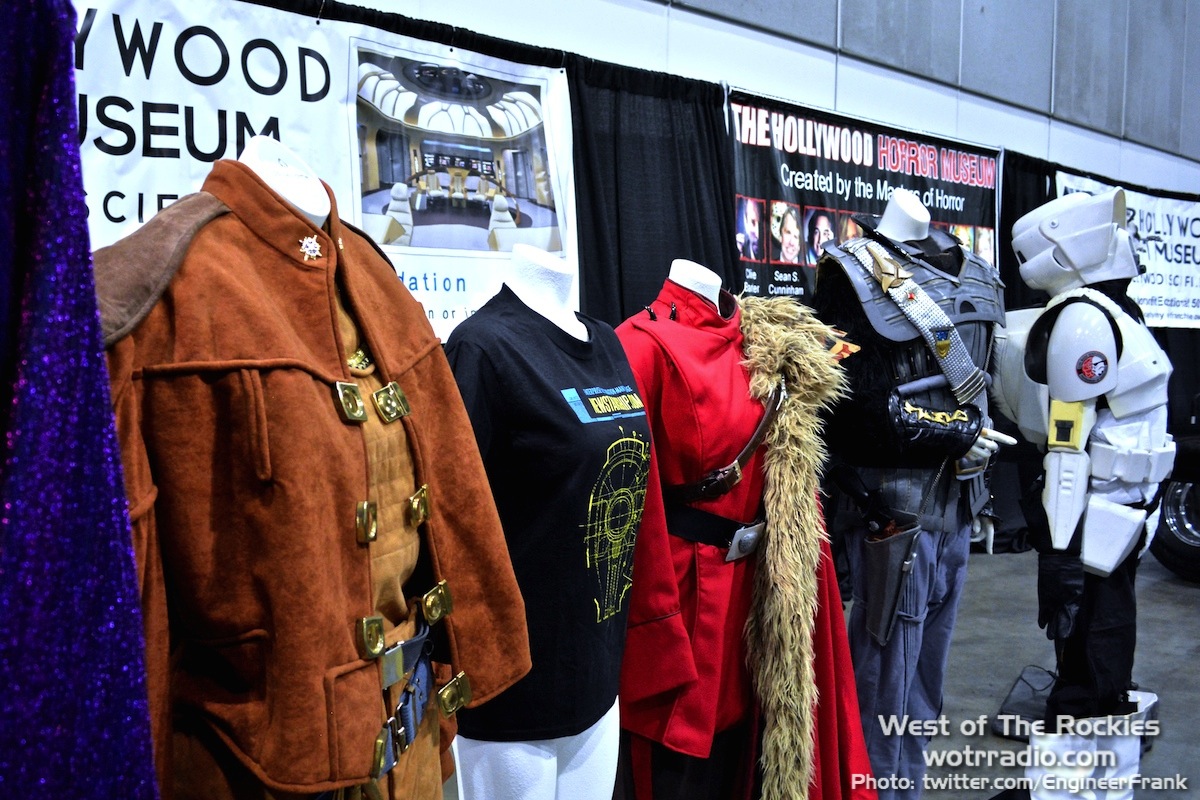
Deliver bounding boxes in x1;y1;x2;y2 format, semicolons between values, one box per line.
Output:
585;429;649;622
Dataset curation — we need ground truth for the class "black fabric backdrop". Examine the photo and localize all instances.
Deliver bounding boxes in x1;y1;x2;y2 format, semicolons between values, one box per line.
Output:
567;59;739;326
998;150;1056;313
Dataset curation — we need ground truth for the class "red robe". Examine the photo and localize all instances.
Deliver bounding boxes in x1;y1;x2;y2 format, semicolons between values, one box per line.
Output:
616;280;876;800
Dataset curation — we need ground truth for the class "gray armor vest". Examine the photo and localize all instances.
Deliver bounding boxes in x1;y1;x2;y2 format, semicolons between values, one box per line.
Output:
824;236;1005;531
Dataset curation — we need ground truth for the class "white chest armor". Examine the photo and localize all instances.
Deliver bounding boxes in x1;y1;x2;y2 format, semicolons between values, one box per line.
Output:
991;288;1175;574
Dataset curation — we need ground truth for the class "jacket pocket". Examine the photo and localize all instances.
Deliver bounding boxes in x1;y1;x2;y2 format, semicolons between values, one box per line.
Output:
178;628;269;697
325;658;382;781
238;368;272;482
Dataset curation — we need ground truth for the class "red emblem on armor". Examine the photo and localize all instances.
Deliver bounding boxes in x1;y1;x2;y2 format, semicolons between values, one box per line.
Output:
1076;351;1109;384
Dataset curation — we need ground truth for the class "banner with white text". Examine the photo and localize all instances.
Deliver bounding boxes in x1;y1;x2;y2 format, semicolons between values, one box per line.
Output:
1057;173;1200;329
729;91;1000;304
75;0;575;339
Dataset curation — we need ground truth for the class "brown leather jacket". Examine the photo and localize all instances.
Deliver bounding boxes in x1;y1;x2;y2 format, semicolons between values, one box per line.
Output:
97;160;530;796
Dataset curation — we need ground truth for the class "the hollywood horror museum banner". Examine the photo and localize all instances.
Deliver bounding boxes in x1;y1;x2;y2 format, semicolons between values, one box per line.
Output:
729;90;1000;305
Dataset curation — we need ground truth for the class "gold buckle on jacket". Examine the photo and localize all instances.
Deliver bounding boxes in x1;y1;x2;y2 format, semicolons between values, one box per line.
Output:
421;580;453;625
437;672;472;716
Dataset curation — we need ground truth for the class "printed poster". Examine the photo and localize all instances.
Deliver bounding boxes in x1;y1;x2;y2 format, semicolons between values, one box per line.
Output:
730;91;1000;304
74;0;576;339
1058;173;1200;329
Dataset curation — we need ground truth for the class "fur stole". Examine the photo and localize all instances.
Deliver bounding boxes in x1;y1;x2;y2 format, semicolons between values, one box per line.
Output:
738;295;847;799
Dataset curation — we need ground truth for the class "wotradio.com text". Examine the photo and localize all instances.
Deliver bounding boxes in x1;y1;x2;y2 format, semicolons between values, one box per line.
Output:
924;743;1116;769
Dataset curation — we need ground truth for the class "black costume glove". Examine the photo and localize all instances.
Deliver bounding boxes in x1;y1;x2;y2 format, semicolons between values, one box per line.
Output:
1036;550;1084;641
886;391;983;460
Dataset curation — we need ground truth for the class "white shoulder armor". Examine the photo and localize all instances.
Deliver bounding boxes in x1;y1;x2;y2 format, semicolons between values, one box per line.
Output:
1107;312;1172;418
991;308;1049;443
1056;288;1173;417
1044;297;1118;402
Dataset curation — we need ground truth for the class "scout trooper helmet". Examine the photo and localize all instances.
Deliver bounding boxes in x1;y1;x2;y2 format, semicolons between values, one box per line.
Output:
1010;187;1140;295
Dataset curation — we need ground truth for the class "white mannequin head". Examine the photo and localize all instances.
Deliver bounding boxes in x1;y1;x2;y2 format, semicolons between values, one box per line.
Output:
1011;188;1138;295
238;135;330;228
506;244;587;340
667;259;722;308
876;188;931;243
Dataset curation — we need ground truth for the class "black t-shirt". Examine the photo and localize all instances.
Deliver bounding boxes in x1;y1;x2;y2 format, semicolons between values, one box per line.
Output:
445;285;650;740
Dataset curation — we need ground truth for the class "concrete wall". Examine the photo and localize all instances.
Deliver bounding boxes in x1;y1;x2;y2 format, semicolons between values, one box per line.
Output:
366;0;1200;194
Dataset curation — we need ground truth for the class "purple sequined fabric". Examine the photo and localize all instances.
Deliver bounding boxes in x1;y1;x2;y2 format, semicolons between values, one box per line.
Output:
0;1;158;796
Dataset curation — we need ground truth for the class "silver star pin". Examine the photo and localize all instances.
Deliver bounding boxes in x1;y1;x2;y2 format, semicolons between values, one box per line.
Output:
299;235;322;261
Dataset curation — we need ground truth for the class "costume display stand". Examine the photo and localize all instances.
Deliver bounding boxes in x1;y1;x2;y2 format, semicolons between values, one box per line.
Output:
445;243;651;800
814;188;1010;800
92;142;530;800
989;188;1174;800
614;259;875;800
237;134;331;226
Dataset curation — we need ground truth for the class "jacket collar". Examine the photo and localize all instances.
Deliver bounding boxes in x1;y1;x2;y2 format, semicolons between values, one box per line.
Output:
656;278;740;333
201;159;344;273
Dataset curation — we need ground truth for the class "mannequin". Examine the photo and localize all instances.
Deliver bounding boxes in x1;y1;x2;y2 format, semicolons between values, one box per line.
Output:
506;243;588;340
445;247;651;800
93;151;531;800
614;263;875;800
237;135;330;227
666;258;721;308
814;189;1010;800
874;190;1011;471
874;188;930;242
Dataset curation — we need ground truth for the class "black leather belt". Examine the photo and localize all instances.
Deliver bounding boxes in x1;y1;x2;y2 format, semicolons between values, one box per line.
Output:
372;655;433;778
665;502;764;561
309;647;431;800
665;502;746;548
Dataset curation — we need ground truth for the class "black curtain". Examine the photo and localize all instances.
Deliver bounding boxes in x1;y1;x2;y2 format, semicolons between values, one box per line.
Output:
567;59;738;326
1155;328;1200;437
998;149;1057;312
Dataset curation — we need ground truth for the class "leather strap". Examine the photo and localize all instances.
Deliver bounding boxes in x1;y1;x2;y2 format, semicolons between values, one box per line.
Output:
844;238;987;405
663;380;786;505
380;616;430;691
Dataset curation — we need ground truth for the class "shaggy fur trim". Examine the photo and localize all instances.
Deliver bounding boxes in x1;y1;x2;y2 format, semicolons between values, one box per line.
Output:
739;296;847;800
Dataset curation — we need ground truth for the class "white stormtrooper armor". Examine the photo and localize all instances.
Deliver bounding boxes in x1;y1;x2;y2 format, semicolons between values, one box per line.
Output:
999;186;1175;800
996;186;1175;575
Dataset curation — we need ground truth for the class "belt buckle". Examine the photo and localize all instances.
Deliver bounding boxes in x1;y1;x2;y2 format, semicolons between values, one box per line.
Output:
371;716;409;778
379;617;430;690
391;713;413;755
699;462;742;499
725;520;765;562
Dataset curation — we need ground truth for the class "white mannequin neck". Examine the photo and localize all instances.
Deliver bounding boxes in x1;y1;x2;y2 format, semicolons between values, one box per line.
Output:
876;188;930;243
238;135;330;228
667;259;722;308
506;244;588;341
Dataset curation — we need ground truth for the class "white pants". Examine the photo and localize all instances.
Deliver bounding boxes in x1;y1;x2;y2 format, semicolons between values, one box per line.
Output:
455;698;620;800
